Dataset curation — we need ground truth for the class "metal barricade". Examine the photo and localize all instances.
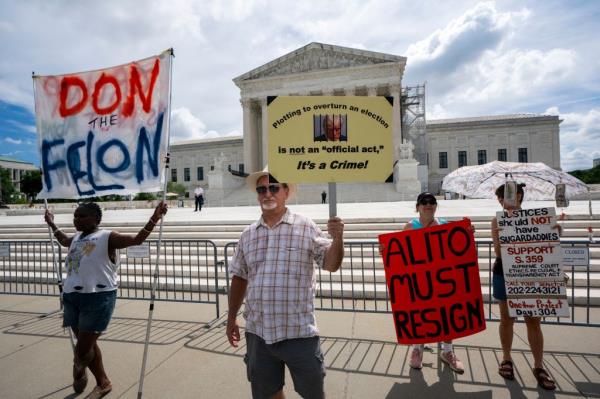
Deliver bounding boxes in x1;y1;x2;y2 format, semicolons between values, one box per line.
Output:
2;238;597;326
222;239;599;327
0;239;221;317
118;240;221;316
0;240;63;296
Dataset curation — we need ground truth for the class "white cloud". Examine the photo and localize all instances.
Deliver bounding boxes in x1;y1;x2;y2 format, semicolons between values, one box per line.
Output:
6;119;37;134
0;0;598;171
0;21;15;33
448;48;576;104
0;79;33;110
4;137;22;144
549;106;600;170
401;1;582;122
427;103;454;120
0;150;23;156
169;107;231;141
406;2;530;81
208;0;266;21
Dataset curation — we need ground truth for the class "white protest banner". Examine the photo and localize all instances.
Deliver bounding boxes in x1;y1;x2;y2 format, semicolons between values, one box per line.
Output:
127;243;151;259
497;207;569;317
34;50;172;199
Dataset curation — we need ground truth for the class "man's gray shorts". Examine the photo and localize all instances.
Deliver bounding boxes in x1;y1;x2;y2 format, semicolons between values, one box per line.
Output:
244;332;325;399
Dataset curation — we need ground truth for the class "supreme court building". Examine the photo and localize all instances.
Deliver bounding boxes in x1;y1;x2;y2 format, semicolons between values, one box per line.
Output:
170;43;561;205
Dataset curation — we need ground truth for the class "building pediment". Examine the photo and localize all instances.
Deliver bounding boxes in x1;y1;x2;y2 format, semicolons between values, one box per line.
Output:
233;42;405;84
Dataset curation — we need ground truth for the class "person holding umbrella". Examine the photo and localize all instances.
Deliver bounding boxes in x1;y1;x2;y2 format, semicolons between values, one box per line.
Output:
44;201;167;397
491;183;557;390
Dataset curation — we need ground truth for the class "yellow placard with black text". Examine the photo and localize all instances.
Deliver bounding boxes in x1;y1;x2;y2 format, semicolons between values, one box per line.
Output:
268;96;393;183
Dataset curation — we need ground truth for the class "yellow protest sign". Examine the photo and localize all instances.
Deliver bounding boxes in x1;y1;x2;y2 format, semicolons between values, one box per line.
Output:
268;96;393;183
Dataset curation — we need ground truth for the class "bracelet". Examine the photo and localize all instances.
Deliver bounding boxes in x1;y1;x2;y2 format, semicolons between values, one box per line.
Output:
148;218;158;225
142;227;152;234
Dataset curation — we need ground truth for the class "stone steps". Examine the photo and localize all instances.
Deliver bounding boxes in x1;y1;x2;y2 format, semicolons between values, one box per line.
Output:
2;272;598;305
4;266;598;286
1;217;598;241
4;250;600;268
0;228;596;241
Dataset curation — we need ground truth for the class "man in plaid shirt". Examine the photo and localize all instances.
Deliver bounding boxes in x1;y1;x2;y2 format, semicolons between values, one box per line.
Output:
227;169;344;399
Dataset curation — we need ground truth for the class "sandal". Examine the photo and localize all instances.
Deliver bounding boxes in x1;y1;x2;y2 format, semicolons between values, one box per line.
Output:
72;350;95;393
84;384;113;399
498;360;515;380
72;365;88;393
533;368;556;390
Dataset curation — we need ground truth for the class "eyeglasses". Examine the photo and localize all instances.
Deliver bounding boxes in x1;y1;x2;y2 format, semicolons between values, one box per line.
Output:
256;185;281;195
418;198;437;206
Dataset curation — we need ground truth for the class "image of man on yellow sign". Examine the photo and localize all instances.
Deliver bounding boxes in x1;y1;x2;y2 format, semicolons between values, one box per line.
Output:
314;114;347;142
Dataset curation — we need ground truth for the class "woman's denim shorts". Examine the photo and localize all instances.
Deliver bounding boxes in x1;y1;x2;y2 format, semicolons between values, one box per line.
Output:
492;273;508;301
63;290;117;333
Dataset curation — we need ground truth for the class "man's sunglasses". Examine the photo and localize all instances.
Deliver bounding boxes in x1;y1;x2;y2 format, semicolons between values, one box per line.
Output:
256;185;282;195
418;198;437;206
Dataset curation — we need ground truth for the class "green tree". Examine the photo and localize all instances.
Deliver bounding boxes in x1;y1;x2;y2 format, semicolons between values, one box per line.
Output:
134;192;157;201
20;170;42;201
568;165;600;184
89;194;126;202
167;181;186;196
0;167;16;204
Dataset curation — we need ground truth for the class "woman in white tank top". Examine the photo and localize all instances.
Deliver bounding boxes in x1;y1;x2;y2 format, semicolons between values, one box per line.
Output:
45;201;167;397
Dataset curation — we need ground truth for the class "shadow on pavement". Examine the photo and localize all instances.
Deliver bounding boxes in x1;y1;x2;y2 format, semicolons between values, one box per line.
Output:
184;324;598;397
2;310;598;397
1;310;205;345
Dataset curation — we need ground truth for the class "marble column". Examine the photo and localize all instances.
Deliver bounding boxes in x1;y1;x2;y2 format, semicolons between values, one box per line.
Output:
241;98;258;173
261;98;268;169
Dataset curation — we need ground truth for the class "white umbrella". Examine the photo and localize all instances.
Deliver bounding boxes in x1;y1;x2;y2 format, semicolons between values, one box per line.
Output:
442;161;588;200
442;161;592;216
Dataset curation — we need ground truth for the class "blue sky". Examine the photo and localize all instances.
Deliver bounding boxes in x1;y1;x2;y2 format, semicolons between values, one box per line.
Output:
0;0;598;170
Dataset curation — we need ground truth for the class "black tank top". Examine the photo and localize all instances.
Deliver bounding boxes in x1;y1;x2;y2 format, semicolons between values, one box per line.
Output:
493;257;503;275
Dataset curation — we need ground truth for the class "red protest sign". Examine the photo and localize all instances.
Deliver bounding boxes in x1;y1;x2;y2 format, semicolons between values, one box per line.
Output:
378;219;485;344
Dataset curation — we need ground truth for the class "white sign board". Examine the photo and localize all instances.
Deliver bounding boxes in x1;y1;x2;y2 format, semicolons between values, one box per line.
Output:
0;242;9;258
497;207;569;318
562;246;589;267
127;243;150;259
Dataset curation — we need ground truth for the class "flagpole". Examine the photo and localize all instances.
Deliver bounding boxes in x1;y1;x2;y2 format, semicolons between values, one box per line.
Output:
43;199;77;350
32;72;76;350
137;48;174;399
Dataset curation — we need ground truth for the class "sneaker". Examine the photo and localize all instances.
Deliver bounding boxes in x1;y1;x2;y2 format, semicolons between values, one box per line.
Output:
409;346;423;369
440;350;465;374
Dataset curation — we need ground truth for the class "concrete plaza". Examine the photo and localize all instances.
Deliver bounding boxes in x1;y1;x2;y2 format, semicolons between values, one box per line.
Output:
0;294;599;398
